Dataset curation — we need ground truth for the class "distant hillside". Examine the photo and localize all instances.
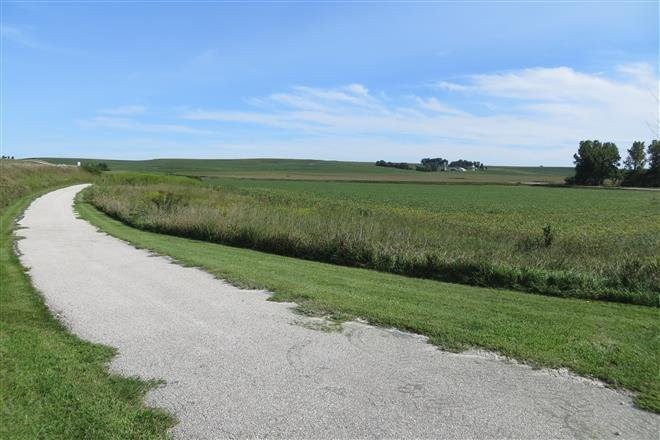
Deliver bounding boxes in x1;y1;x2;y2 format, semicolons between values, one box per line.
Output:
34;158;572;184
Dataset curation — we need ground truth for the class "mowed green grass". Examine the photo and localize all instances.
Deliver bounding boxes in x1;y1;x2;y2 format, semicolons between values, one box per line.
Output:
0;162;173;439
88;176;659;304
36;157;572;184
77;198;660;412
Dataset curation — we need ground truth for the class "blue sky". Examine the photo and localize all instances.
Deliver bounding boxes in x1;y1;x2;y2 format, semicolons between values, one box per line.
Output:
2;2;658;165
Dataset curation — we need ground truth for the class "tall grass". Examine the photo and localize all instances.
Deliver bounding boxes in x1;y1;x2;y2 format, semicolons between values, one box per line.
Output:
0;160;92;208
86;178;659;306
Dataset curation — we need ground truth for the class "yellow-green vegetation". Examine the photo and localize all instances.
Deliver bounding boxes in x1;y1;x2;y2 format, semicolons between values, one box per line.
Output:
36;157;572;184
0;161;173;439
0;160;90;208
87;175;659;305
77;197;660;412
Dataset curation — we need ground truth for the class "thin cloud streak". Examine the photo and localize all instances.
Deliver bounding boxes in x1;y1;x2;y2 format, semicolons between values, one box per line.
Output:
1;23;100;59
1;24;44;49
80;116;215;135
180;64;659;163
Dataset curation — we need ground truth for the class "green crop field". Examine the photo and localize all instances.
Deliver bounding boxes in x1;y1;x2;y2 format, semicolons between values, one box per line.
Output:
36;157;572;184
86;173;659;305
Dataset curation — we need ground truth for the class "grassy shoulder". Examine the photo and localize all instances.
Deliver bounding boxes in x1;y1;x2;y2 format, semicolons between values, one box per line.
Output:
1;189;174;439
77;197;660;413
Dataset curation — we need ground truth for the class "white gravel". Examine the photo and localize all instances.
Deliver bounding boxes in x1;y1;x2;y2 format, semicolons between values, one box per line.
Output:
16;184;659;439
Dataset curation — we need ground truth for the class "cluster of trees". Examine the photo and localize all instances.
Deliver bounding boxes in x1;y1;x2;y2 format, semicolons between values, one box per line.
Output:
416;157;447;172
81;162;110;174
375;160;412;170
621;140;659;187
1;155;15;160
448;159;484;169
376;158;486;172
567;140;659;187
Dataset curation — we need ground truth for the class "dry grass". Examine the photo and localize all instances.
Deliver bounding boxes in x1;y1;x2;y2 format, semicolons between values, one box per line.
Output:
0;160;90;208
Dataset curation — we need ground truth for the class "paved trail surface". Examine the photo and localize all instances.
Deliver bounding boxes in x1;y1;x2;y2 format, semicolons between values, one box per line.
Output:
16;185;658;439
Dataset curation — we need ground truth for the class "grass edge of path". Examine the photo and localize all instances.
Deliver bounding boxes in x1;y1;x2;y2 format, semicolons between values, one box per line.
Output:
75;192;660;414
1;186;176;439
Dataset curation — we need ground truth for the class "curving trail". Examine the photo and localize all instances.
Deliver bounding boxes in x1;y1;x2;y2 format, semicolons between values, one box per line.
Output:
16;185;658;439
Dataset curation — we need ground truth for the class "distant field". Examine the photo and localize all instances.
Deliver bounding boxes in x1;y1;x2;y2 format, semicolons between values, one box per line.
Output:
87;174;659;305
36;158;572;184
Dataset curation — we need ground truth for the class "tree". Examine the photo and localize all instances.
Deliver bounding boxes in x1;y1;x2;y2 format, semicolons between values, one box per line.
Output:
648;140;660;172
81;162;110;174
644;140;660;187
419;157;448;171
623;141;646;172
570;140;620;186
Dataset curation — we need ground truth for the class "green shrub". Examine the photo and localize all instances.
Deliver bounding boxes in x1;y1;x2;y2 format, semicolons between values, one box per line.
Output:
81;162;109;174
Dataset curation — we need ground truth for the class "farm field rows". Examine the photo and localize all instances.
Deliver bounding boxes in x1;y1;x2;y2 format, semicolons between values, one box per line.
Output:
87;173;659;305
36;158;572;184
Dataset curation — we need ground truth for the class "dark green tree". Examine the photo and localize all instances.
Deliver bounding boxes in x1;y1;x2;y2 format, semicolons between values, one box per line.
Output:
648;140;660;172
623;141;646;172
642;140;660;187
570;140;621;186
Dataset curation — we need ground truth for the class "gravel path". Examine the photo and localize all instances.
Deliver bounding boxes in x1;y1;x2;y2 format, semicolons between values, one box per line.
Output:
16;185;658;439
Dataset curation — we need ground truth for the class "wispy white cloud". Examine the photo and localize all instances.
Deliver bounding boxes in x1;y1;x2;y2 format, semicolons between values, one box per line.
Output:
413;97;468;116
192;48;219;65
468;67;640;103
616;62;658;87
2;23;102;60
75;64;658;164
433;80;471;92
1;24;45;49
179;63;658;164
80;116;214;135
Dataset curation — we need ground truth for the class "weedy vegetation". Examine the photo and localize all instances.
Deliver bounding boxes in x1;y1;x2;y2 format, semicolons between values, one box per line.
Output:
0;161;90;208
86;175;659;306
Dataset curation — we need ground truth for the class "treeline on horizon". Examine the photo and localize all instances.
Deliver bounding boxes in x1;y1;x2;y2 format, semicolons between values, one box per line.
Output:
374;139;659;187
375;158;486;172
567;139;659;188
